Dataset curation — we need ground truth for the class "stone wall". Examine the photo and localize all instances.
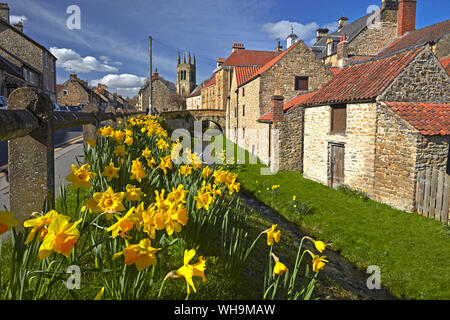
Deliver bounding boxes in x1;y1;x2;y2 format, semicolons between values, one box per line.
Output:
0;25;43;71
57;81;90;106
276;106;304;171
303;106;330;184
416;135;450;171
201;84;216;109
259;41;332;115
303;103;378;192
373;103;419;211
381;48;450;102
140;79;176;112
348;22;397;57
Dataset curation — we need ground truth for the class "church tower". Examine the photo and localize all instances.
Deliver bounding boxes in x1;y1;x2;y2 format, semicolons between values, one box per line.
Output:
176;51;196;95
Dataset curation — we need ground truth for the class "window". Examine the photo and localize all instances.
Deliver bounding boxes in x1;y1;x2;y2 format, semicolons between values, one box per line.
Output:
330;104;347;134
235;105;238;118
242;127;246;139
295;76;309;91
327;42;333;56
242;105;245;117
242;87;245;97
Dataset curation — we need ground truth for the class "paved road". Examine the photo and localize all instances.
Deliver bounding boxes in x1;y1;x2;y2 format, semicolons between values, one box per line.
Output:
0;126;83;171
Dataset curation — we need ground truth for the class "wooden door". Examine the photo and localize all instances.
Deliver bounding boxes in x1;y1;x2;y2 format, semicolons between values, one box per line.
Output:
330;144;345;189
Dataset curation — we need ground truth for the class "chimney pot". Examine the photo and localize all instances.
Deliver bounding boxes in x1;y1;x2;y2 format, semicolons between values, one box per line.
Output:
276;41;283;52
13;21;23;33
70;74;78;80
232;43;245;52
0;3;9;24
338;17;349;30
316;28;329;42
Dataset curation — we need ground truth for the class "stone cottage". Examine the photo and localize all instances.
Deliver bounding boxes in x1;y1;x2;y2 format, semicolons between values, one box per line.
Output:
0;3;57;100
57;74;100;108
139;68;176;112
311;0;416;67
227;40;333;165
300;46;449;213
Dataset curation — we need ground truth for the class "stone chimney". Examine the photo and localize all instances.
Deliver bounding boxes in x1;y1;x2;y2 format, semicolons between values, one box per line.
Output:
338;17;349;30
397;0;416;37
13;21;23;32
0;3;9;24
232;43;245;53
316;28;329;42
217;58;225;68
153;68;159;80
271;90;284;122
276;41;283;52
70;74;78;81
337;35;349;67
381;0;399;10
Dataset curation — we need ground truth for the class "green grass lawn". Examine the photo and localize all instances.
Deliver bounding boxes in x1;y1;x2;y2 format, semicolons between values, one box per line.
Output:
211;135;450;299
237;166;450;299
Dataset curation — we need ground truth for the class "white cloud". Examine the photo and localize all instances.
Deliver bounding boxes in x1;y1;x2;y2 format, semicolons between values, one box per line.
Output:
262;20;319;41
50;47;119;73
10;15;27;25
262;20;339;45
90;74;146;97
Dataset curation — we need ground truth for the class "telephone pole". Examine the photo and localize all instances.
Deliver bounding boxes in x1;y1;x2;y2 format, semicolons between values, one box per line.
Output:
149;35;153;115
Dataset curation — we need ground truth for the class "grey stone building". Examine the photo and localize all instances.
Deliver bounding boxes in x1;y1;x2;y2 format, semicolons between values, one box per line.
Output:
0;3;57;101
139;69;176;112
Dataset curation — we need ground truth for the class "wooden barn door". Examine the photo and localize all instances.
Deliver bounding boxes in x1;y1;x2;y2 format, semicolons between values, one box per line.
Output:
330;144;345;189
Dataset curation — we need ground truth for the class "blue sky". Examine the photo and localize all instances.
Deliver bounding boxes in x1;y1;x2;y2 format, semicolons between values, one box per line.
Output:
8;0;450;97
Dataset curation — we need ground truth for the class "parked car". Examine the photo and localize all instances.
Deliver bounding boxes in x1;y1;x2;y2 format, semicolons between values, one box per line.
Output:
70;106;82;112
0;96;7;110
53;103;69;112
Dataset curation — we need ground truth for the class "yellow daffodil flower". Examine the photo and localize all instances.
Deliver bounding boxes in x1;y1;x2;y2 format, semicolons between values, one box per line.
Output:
86;139;96;147
265;224;281;246
0;211;19;235
174;249;206;295
167;184;188;204
273;261;288;276
38;216;82;260
114;145;128;157
158;156;173;175
124;136;134;146
107;207;139;239
142;148;152;158
102;162;120;181
23;210;69;244
202;166;212;178
113;238;160;272
126;184;143;202
66;164;96;190
130;158;147;182
312;255;328;273
94;287;105;300
93;187;126;219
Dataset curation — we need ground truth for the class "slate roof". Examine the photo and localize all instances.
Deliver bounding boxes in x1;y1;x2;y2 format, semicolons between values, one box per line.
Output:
311;12;373;59
305;47;423;106
0;54;22;78
384;101;450;136
377;19;450;57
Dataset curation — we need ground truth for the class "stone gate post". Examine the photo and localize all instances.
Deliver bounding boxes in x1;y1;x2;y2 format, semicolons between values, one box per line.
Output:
82;104;100;146
8;88;55;224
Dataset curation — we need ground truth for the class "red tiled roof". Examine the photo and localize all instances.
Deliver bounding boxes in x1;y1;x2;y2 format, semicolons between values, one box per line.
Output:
258;91;316;122
328;67;341;76
235;66;260;87
56;84;64;93
243;41;300;86
441;57;450;76
306;48;423;106
223;49;280;67
384;101;450;136
202;76;216;89
377;19;450;57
